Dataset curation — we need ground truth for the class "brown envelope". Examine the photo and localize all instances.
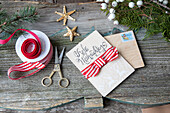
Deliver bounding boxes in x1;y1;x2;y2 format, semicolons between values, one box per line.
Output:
105;31;144;69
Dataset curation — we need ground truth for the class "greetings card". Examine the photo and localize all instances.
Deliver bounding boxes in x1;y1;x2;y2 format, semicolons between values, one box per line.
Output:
105;31;144;69
66;30;134;97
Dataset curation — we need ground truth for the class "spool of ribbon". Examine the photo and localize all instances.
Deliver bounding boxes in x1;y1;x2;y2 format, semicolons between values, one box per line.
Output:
81;46;118;79
0;29;53;80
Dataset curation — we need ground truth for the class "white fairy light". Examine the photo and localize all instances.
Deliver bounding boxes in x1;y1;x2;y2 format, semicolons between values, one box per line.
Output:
113;20;119;25
137;0;143;8
101;3;107;9
163;0;168;5
105;0;110;3
109;8;115;13
159;0;163;2
108;13;115;21
120;0;124;2
116;0;120;2
129;2;135;8
112;1;118;7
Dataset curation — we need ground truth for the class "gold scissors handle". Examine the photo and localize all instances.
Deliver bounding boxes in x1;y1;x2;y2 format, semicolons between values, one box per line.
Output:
41;70;56;87
55;64;69;88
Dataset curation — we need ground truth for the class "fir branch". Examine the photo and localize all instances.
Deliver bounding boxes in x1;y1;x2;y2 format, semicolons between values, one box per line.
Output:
117;7;139;13
101;0;170;42
0;6;39;36
144;1;165;12
139;13;152;20
151;0;170;11
0;22;6;28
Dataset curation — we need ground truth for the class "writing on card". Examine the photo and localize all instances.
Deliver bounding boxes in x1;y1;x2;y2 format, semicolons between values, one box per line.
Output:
73;42;108;65
66;30;111;71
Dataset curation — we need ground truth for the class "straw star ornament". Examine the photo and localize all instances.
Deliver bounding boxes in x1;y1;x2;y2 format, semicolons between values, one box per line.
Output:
55;6;76;25
64;26;80;42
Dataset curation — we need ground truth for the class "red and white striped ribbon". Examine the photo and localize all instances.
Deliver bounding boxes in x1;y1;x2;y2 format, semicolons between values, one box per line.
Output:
0;29;53;80
81;46;118;79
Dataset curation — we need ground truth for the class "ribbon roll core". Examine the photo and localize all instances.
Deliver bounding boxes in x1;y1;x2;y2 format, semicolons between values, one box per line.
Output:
16;30;51;63
21;38;41;59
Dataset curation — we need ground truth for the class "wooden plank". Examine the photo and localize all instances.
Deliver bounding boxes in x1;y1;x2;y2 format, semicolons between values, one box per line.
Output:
14;0;95;4
0;1;169;110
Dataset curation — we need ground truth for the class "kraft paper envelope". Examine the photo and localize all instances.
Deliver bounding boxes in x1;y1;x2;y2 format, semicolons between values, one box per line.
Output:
105;31;144;69
66;30;135;97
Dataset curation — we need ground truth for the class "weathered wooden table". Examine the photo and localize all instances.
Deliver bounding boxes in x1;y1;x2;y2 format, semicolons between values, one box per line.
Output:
0;1;169;110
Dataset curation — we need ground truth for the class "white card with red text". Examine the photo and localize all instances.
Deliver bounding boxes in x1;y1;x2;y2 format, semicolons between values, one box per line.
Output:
66;30;134;97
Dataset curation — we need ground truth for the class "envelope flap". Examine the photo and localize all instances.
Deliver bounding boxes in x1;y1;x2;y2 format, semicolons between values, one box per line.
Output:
105;31;144;68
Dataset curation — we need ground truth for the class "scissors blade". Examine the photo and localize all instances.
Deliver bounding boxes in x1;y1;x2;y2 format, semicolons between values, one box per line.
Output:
55;46;59;64
58;47;65;64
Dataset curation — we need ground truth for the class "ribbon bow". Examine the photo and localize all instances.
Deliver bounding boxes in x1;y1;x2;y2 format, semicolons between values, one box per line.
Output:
81;46;118;79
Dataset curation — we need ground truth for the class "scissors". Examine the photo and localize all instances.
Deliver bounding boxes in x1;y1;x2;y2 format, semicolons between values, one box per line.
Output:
41;46;69;88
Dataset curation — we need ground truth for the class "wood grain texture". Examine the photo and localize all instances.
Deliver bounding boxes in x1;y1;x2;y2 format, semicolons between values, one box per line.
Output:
13;0;95;4
0;1;169;110
84;97;103;109
105;31;145;69
0;98;143;113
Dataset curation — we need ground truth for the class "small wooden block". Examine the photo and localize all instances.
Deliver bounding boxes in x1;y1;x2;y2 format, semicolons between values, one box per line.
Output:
84;97;103;109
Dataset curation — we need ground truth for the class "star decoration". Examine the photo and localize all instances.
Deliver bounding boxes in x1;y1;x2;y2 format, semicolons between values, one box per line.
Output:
63;26;80;42
55;6;76;25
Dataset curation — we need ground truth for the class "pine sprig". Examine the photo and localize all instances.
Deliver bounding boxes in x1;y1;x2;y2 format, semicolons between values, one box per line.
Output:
100;0;170;42
0;6;39;38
